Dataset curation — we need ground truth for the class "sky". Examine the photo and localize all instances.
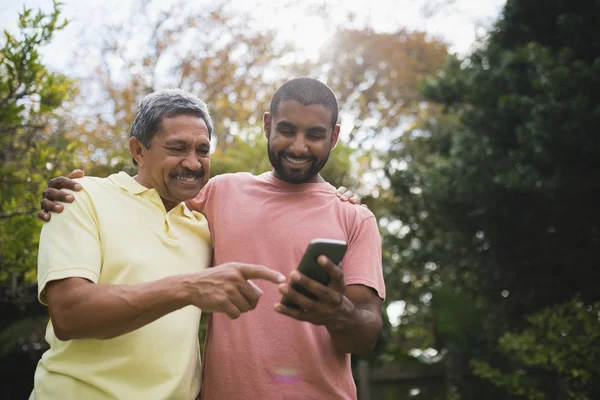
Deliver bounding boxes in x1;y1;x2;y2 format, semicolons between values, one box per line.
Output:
1;0;506;72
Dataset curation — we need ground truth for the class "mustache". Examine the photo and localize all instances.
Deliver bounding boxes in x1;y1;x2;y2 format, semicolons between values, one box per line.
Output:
170;169;204;178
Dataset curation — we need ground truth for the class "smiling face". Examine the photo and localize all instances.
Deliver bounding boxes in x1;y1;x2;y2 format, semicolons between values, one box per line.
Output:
130;114;211;210
265;99;340;184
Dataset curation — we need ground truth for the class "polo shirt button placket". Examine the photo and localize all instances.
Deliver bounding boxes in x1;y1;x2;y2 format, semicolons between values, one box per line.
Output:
164;211;180;245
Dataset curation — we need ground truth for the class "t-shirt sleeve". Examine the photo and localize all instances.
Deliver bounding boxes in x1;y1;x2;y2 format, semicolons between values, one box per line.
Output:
186;178;214;214
37;187;102;305
342;215;386;300
185;177;222;249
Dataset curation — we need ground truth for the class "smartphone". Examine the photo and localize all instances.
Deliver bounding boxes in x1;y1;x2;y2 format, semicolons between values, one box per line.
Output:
281;238;348;310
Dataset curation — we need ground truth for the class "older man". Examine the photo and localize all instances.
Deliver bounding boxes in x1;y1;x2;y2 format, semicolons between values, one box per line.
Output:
30;89;284;400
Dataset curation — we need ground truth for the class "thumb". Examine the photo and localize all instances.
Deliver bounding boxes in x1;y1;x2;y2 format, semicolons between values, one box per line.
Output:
247;280;263;296
239;264;285;284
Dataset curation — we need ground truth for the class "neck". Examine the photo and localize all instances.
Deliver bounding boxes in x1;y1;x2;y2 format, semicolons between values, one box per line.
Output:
134;173;149;187
270;170;325;184
134;174;178;211
161;199;178;212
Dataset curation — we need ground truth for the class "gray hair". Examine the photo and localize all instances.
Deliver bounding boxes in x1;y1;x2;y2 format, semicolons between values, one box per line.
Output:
130;89;214;149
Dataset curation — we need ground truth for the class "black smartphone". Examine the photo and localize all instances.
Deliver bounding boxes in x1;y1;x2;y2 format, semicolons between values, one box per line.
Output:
281;238;347;310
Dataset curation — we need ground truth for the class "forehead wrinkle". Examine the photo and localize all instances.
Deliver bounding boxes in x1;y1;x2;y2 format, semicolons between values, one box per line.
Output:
163;136;210;146
164;139;188;145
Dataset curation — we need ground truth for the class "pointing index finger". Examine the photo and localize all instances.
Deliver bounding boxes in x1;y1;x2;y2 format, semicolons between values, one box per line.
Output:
239;264;285;284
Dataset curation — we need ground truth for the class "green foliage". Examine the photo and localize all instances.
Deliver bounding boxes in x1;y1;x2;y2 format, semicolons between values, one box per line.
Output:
431;286;482;353
415;0;600;314
0;1;76;355
319;141;357;189
471;298;600;400
380;0;600;397
0;316;48;356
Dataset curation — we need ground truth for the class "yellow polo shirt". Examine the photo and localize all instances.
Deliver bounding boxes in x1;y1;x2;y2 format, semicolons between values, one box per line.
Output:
31;172;211;400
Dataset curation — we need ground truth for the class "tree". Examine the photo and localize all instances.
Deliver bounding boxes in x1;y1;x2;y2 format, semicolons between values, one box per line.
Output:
0;2;77;398
420;0;600;317
471;297;600;400
311;28;449;143
64;1;293;176
383;0;600;397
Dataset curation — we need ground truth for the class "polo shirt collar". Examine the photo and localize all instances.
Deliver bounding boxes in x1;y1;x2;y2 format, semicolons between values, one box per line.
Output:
108;171;151;195
108;171;198;218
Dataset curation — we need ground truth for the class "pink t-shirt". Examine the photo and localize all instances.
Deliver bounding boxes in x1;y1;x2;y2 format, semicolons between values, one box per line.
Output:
188;172;385;400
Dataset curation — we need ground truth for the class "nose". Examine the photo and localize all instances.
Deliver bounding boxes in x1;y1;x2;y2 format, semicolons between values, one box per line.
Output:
288;134;308;155
181;151;202;171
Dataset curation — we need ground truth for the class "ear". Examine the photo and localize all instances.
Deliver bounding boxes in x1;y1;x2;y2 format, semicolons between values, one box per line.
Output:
129;137;146;166
263;112;271;140
330;124;341;149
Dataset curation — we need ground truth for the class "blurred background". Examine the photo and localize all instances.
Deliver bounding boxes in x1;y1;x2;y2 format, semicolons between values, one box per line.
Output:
1;0;599;399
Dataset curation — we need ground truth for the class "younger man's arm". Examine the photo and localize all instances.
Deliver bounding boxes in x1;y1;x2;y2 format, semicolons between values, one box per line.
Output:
274;256;383;355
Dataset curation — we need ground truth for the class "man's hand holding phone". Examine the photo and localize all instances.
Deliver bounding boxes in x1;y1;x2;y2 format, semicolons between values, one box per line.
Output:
275;254;353;328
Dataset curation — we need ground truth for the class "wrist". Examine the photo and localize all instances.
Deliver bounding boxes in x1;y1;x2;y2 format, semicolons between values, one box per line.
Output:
326;296;356;332
167;274;196;309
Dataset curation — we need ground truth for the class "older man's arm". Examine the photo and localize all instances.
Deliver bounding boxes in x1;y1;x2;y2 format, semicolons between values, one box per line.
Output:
46;263;284;341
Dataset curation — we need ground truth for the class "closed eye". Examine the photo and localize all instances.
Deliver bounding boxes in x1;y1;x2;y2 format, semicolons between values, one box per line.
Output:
307;127;327;140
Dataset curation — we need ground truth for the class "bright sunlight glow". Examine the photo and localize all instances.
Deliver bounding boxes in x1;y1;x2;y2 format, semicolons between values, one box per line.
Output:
387;300;406;327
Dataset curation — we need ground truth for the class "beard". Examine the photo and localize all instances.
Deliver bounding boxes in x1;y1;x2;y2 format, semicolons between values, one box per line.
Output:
267;143;330;184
